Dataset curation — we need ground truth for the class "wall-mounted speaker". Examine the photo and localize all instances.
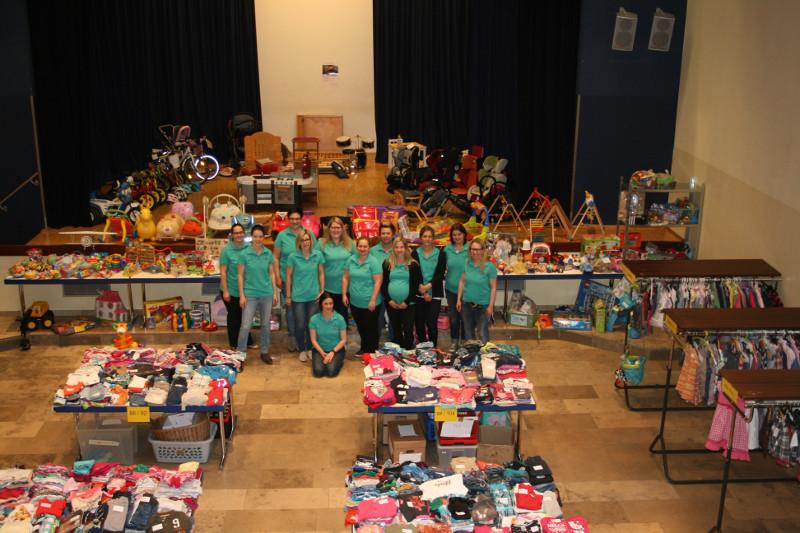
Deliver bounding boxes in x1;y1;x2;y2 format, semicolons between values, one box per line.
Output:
648;8;675;51
612;8;637;51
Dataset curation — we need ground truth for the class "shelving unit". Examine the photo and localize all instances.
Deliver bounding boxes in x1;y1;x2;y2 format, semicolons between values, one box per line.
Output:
650;307;800;488
617;179;705;259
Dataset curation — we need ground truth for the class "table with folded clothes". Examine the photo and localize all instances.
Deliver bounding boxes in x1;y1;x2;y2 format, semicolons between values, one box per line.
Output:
0;462;202;533
51;342;245;469
344;455;589;532
362;340;537;461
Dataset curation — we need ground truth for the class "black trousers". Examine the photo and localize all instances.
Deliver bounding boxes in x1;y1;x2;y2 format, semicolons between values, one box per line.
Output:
221;291;251;349
329;292;349;323
414;297;442;346
350;304;380;353
386;305;416;350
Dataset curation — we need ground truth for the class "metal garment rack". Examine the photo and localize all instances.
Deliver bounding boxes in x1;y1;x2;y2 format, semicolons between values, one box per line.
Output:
616;259;782;412
648;307;800;486
710;369;800;533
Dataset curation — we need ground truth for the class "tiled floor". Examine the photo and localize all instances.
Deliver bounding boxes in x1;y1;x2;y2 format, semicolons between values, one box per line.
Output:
1;329;799;532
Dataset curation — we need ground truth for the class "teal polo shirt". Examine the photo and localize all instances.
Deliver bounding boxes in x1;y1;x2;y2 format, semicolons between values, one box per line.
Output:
443;243;468;294
318;240;355;294
462;260;498;305
369;243;392;266
238;246;275;298
287;249;326;302
309;311;347;352
416;247;441;294
387;263;414;305
345;255;383;308
274;228;318;282
219;241;251;297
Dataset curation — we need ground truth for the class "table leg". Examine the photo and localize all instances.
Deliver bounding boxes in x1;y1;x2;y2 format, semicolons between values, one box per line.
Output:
126;283;135;326
373;413;379;463
17;286;26;316
140;285;148;329
710;403;739;532
218;395;229;469
502;279;510;322
514;410;522;460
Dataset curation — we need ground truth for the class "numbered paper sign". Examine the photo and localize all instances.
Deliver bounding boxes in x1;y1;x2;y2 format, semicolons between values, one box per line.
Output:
127;406;150;423
434;406;457;421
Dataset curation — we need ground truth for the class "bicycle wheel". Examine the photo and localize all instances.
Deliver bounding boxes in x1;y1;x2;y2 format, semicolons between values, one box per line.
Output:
195;154;219;181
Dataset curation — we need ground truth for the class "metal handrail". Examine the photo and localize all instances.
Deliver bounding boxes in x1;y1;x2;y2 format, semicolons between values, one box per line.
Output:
0;172;40;212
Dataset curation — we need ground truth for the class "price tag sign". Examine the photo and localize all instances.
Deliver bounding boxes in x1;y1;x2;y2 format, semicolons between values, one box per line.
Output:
664;315;678;336
621;263;635;283
720;377;738;405
127;406;150;423
434;406;457;422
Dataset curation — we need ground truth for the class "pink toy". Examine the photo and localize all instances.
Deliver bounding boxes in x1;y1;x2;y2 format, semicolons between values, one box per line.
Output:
171;201;194;221
302;211;321;237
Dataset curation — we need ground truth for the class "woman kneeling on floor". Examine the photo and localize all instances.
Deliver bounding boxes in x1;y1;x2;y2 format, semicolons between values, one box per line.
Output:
309;292;347;377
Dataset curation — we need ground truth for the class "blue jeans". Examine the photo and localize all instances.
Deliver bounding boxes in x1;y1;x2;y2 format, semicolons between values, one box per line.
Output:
312;347;346;377
280;287;295;337
445;290;464;344
238;296;274;353
291;300;318;352
461;302;490;343
378;300;394;342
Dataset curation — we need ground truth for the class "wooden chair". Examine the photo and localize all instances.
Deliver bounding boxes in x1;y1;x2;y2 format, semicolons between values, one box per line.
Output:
393;190;427;222
244;132;282;167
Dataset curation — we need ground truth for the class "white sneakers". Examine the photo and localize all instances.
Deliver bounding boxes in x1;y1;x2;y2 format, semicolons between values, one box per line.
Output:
299;350;309;362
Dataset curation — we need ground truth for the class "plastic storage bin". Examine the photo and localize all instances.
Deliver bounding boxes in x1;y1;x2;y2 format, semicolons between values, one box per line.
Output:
76;413;137;464
435;434;478;468
149;422;218;463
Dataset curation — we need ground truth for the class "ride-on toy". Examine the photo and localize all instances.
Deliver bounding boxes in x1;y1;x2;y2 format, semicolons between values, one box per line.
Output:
19;301;55;350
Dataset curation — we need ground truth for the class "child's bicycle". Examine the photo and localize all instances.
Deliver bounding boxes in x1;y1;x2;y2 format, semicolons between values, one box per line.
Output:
156;124;219;182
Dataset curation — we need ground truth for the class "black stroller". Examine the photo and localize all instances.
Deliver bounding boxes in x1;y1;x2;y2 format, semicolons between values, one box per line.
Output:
227;112;262;167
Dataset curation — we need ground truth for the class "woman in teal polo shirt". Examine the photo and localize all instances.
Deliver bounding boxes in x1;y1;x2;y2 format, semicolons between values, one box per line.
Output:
219;223;252;350
317;216;354;321
381;236;422;349
236;225;278;364
443;223;468;349
309;292;348;378
411;225;446;347
456;238;497;343
370;221;396;342
285;228;325;363
342;236;383;355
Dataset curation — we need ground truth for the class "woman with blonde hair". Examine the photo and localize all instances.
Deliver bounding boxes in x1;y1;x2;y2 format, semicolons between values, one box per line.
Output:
317;216;354;320
456;238;497;343
380;236;422;349
286;228;326;363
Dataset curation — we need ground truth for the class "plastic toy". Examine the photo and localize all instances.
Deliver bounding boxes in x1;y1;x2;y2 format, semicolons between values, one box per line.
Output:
181;217;205;237
172;309;189;331
171;201;195;221
135;207;157;241
113;322;138;349
156;213;185;240
101;209;134;244
202;320;218;332
302;211;321;237
23;301;55;332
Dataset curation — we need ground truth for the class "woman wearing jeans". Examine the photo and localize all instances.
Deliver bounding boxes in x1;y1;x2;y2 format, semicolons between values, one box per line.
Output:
309;292;348;378
381;237;422;350
456;238;497;343
285;228;325;363
219;223;252;350
443;223;468;349
236;225;278;364
342;236;383;355
411;225;446;347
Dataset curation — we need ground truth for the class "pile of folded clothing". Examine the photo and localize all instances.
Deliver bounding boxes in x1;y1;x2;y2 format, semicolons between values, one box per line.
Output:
344;456;589;532
0;462;202;532
361;342;534;410
53;343;242;409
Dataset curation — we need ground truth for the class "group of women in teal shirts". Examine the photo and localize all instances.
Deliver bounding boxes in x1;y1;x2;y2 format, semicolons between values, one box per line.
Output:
219;212;499;376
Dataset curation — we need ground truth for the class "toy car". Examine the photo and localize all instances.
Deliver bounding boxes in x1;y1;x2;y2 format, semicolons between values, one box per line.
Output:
23;301;55;331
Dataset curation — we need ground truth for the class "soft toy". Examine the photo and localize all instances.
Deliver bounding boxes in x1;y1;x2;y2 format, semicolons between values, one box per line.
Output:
208;201;240;230
171;201;195;221
135;207;157;241
156;213;185;240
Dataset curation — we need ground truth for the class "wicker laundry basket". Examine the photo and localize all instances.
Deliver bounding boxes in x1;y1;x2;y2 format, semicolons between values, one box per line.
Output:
150;412;210;442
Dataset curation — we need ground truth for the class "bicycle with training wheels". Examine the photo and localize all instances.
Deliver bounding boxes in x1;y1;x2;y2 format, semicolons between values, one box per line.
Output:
156;124;220;182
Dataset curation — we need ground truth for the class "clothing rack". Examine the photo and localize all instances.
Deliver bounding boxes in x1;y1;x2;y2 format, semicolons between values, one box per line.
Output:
710;369;800;532
617;259;782;412
650;307;800;486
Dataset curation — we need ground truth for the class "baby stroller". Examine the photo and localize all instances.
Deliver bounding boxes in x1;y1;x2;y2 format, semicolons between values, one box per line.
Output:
385;144;421;192
227;111;262;167
425;146;462;187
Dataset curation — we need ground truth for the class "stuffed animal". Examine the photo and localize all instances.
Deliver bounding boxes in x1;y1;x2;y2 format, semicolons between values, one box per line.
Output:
171;201;195;221
181;217;205;237
135;207;157;241
208;201;240;230
156;213;185;240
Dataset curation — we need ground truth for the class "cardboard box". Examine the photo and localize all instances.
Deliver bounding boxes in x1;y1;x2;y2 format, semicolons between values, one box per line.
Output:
580;234;620;258
618;232;642;248
507;310;537;328
553;310;592;330
388;419;426;463
477;425;515;464
382;413;421;445
593;298;606;333
144;296;184;325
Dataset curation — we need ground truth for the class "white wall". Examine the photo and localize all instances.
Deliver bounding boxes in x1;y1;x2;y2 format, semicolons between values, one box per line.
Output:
254;0;376;148
673;0;800;304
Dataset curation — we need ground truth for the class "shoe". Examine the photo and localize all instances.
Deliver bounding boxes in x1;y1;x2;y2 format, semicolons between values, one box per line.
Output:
299;350;309;362
247;341;258;349
288;338;298;352
260;353;273;365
